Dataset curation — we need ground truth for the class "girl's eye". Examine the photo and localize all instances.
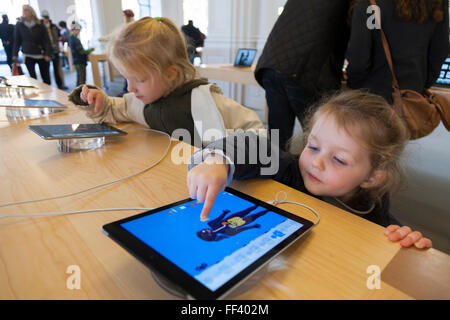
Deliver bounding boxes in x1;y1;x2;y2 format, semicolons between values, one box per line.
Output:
334;157;347;165
308;144;319;151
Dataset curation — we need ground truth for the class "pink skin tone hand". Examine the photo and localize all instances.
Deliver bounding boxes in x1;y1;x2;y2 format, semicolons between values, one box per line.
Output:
385;225;432;249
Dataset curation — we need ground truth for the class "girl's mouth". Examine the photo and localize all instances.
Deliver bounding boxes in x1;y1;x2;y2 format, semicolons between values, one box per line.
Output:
307;172;321;183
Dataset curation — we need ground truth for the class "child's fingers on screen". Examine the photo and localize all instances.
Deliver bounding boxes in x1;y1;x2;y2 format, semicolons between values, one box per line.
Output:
196;184;208;203
188;180;198;200
200;185;220;221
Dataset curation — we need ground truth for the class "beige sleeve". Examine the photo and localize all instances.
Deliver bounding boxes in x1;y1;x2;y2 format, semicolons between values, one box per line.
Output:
85;92;147;126
210;90;265;132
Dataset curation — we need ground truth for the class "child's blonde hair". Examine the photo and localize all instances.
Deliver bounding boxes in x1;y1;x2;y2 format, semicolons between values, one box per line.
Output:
109;17;196;95
301;90;409;202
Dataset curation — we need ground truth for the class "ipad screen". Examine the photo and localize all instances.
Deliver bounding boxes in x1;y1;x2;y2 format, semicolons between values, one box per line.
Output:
29;124;127;139
120;190;304;292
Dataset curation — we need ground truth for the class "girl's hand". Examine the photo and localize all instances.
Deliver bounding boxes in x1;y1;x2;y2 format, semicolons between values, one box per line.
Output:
385;225;432;249
80;85;103;113
187;154;229;221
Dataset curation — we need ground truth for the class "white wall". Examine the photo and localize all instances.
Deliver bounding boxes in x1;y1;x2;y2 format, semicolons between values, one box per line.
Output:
90;0;123;46
37;0;75;24
200;0;283;117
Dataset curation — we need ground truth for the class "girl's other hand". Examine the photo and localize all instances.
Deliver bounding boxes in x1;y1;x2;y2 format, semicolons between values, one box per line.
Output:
385;225;432;249
80;85;103;113
187;154;229;221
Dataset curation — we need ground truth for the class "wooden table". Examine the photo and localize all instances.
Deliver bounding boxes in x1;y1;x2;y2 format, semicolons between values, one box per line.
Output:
0;77;449;300
195;64;258;86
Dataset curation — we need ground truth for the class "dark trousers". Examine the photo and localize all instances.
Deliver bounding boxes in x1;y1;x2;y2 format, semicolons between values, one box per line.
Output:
75;65;86;86
3;43;13;71
261;68;317;150
24;56;51;85
51;53;63;88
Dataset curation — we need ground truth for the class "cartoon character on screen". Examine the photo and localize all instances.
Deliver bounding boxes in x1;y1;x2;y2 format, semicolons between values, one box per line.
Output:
196;205;269;241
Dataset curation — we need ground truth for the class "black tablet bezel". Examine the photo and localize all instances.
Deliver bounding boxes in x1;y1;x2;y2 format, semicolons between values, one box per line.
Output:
0;99;67;108
102;187;314;300
28;124;128;140
233;48;257;67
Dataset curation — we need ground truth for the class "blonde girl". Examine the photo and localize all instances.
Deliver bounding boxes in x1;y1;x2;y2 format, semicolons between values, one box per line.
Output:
187;90;432;249
69;17;264;147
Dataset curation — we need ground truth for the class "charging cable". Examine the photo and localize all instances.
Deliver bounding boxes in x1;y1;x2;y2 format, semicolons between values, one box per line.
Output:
0;128;172;213
268;191;320;226
0;207;154;219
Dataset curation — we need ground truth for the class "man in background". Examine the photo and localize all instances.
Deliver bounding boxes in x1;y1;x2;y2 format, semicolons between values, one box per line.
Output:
0;14;15;72
41;10;67;89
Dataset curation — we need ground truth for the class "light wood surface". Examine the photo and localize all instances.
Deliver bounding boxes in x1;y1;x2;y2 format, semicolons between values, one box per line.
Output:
0;77;448;300
195;64;259;86
88;49;115;88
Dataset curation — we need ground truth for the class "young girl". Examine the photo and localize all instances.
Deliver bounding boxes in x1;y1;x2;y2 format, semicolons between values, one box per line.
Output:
68;17;264;147
187;90;432;249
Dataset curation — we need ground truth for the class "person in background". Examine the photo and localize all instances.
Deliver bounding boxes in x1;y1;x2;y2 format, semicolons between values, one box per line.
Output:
181;20;206;64
59;21;70;43
0;15;15;72
98;9;135;96
58;21;70;70
12;5;52;84
254;0;350;151
41;10;67;90
68;21;94;86
346;0;449;104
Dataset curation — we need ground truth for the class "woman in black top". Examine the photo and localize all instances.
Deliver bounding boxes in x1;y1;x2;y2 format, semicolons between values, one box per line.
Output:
12;5;52;84
346;0;449;103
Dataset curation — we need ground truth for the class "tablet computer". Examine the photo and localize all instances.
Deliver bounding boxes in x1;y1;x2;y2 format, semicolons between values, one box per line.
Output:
102;187;314;300
434;56;450;88
233;48;257;67
28;123;127;140
0;98;66;108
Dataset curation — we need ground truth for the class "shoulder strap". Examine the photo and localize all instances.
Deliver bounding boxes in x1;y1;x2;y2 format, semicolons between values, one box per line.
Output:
369;0;400;89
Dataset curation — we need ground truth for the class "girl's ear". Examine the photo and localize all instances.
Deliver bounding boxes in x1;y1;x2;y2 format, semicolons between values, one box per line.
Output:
164;65;179;82
360;169;387;189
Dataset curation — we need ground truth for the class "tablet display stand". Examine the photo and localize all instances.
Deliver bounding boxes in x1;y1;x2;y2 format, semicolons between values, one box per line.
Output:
58;137;105;153
151;265;268;299
4;107;64;121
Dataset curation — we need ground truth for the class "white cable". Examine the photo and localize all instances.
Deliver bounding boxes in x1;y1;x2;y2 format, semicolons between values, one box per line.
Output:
0;128;172;209
268;191;321;226
0;207;154;219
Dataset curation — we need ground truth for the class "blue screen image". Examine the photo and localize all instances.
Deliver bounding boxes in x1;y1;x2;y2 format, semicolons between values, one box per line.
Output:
121;191;303;291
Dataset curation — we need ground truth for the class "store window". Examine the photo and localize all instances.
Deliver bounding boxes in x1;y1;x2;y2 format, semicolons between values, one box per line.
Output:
121;0;161;19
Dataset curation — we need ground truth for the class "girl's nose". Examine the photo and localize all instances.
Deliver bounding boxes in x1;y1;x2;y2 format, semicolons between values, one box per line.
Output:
127;80;136;93
312;155;325;171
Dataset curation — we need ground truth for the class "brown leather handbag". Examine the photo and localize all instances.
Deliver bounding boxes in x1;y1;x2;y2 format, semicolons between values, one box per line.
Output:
370;0;450;139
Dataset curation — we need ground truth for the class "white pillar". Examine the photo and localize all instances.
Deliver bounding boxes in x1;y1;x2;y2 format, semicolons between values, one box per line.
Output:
90;0;123;47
